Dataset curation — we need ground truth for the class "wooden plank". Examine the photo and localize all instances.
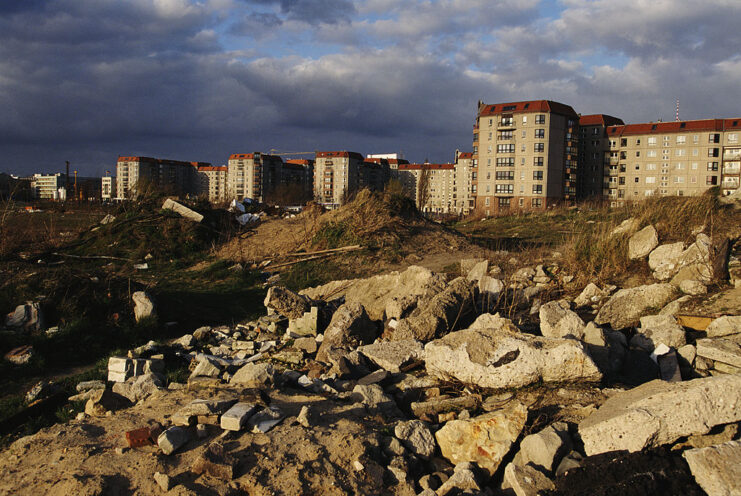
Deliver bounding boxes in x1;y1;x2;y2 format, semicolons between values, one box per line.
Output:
676;314;714;331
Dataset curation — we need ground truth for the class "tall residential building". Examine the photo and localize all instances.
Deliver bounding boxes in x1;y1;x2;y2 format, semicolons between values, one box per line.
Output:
455;151;475;214
473;100;579;216
282;159;315;205
31;173;66;200
578;114;625;199
116;156;206;199
395;152;475;215
197;166;228;203
226;153;283;202
101;176;116;200
313;151;365;208
603;119;741;205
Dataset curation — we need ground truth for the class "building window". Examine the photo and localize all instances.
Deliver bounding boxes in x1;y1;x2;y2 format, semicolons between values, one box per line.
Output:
676;149;686;157
646;177;656;184
495;171;515;180
534;143;545;153
495;184;514;194
534;157;544;167
619;177;626;185
674;176;685;183
648;137;657;146
533;170;543;180
531;198;542;208
519;198;524;207
498;197;511;208
498;131;513;140
522;116;528;124
707;162;719;171
496;157;515;167
709;133;720;143
497;144;515;153
621;138;628;147
729;133;738;143
535;129;545;139
485;197;490;206
532;184;543;194
535;114;545;124
706;176;718;185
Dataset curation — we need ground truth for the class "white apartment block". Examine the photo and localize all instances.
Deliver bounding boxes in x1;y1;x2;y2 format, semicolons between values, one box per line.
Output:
396;151;475;215
313;151;365;208
31;173;66;200
101;176;116;200
116;156;204;199
603;119;741;205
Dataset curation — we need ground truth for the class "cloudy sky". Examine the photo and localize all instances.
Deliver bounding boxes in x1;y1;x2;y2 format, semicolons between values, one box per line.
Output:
2;0;741;176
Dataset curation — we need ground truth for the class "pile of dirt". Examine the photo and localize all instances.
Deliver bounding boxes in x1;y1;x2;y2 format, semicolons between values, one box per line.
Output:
217;189;478;269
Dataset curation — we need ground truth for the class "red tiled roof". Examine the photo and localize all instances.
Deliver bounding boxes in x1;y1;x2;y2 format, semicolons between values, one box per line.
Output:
285;159;313;165
198;166;227;172
316;151;365;161
229;153;255;160
606;118;741;137
580;114;625;127
479;100;578;118
457;152;473;159
398;163;455;170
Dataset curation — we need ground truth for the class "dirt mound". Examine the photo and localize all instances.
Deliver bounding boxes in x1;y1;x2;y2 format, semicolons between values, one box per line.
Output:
217;189;474;268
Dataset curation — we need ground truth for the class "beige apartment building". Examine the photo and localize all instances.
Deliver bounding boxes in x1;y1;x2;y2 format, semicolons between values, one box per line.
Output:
101;176;116;200
603;119;741;205
227;153;284;202
116;156;205;199
313;151;365;208
578;114;625;199
473;100;579;216
197;166;228;203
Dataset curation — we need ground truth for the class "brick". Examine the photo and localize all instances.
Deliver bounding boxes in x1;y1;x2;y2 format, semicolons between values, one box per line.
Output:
125;427;152;448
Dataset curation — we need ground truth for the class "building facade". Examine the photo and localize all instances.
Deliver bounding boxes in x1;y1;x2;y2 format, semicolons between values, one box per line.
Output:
116;156;206;199
31;173;66;200
578;114;625;199
101;176;116;200
603;119;741;205
197;166;228;203
313;151;365;208
473;100;579;216
227;153;283;202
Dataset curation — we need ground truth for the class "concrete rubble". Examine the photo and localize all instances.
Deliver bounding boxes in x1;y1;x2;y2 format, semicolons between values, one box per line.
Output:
4;254;741;495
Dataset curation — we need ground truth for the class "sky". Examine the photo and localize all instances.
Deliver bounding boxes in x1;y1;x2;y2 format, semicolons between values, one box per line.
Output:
2;0;741;177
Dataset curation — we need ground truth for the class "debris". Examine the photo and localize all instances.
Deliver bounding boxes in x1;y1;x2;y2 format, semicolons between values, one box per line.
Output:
191;443;235;480
125;427;153;448
158;426;191;455
132;291;156;323
683;441;741;496
595;283;677;329
162;198;203;223
357;340;424;373
4;302;44;332
153;472;173;491
394;420;436;460
248;406;284;433
628;225;659;260
539;300;586;339
220;402;258;431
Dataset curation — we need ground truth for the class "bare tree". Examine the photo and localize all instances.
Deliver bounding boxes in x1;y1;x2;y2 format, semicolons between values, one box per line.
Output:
416;167;431;212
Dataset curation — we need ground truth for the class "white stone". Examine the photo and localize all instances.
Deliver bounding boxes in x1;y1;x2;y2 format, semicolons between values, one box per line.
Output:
539;300;585;339
630;314;686;352
706;316;741;338
394;420;436;460
220;402;258;431
158;426;190;455
648;242;685;280
595;283;677;330
679;279;707;296
162;198;203;222
132;291;155;323
683;440;741;496
628;225;659;260
357;340;424;373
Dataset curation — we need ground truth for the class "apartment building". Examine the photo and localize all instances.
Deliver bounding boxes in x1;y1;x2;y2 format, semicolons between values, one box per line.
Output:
473;100;579;216
313;151;365;208
116;156;206;199
197;166;228;203
31;173;66;200
395;152;474;215
282;159;314;205
455;151;475;214
603;119;741;205
101;176;116;201
226;153;283;202
578;114;625;199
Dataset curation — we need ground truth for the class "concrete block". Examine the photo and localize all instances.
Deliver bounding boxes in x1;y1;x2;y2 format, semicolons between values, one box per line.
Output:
220;402;258;431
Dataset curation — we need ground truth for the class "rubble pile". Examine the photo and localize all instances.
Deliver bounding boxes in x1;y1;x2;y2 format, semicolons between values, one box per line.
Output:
2;243;741;495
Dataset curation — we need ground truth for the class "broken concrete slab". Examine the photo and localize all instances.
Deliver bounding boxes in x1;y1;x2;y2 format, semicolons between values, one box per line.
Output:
316;302;377;363
696;335;741;368
287;307;319;337
706;315;741;338
579;375;741;455
357;339;424;373
248;406;284;433
514;421;571;475
229;362;275;387
220;402;258;431
435;401;527;476
158;426;191;455
683;440;741;496
539;300;586;339
503;462;556;496
628;225;659;260
630;314;687;352
132;291;155;323
4;301;44;332
264;286;312;320
649;242;686;280
394;420;436;460
162;198;203;222
424;314;601;389
392;277;476;342
595;283;677;330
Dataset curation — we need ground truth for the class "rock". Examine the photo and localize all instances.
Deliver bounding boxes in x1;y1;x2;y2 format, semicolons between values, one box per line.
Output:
158;426;191;455
583;322;627;375
297;405;315;427
670;234;730;285
287;307;319;336
76;380;105;393
394;420;436;460
172;398;238;425
357;340;424;373
435;402;527;476
392;277;476;342
574;283;603;308
555;451;584;476
424;314;601;389
479;275;504;298
683;441;741;496
248;406;284;433
4;344;34;365
84;389;131;416
680;279;707;295
460;258;486;276
132;291;155;323
293;336;318;354
466;260;488;283
628;225;659;260
357;369;389;386
100;214;116;225
539;300;586;339
659;295;692;316
630;314;686;352
696;335;741;368
649;242;685;280
190;356;223;378
112;373;164;403
656;348;682;382
594;283;677;330
384;295;418;320
515;422;571;475
301;265;447;321
191;442;235;480
611;217;639;236
351;384;401;416
503;463;556;496
229;362;275;387
25;381;59;403
411;395;482;418
154;472;173;491
316;302;377;363
4;301;44;332
173;334;195;349
512;267;536;283
579;375;741;455
192;326;211;341
220;402;258;431
436;464;481;495
162;198;203;222
264;286;312;320
706;315;741;338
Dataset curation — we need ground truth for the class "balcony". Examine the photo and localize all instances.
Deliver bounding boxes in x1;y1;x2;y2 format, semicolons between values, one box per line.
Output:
499;119;516;129
723;164;741;174
723;149;741;160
